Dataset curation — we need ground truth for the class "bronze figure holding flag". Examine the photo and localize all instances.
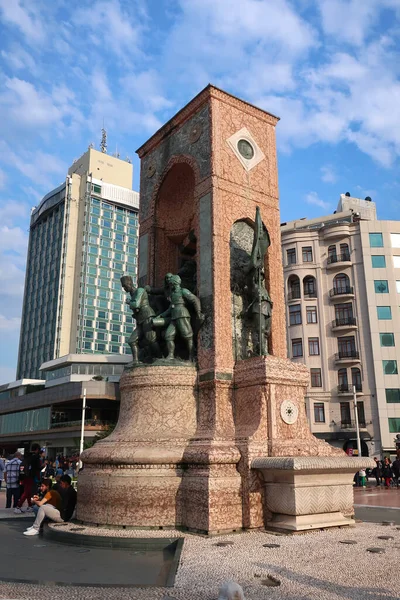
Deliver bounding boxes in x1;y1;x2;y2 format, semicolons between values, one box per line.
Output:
246;206;273;355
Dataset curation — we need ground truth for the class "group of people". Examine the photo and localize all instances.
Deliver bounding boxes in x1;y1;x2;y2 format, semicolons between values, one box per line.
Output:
372;456;400;488
0;444;77;536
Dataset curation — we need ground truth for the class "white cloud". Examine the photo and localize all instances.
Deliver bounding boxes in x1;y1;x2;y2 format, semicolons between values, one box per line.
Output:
0;141;66;188
321;165;337;183
1;47;37;72
0;168;6;189
317;0;379;46
0;200;29;225
0;0;45;44
305;191;331;210
72;0;145;58
0;314;21;331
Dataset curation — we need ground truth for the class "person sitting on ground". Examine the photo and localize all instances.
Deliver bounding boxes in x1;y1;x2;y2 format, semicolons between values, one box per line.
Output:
23;478;63;536
58;475;77;522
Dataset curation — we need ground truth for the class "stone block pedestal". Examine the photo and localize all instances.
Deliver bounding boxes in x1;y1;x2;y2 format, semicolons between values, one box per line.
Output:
252;456;374;533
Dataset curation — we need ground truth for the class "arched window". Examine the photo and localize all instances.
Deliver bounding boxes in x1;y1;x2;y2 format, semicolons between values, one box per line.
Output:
303;275;317;298
333;273;350;295
328;245;337;264
340;243;350;261
288;275;300;300
351;368;362;391
338;368;348;392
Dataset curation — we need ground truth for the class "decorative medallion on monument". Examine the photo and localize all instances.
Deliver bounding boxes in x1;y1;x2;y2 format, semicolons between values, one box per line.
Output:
280;400;299;425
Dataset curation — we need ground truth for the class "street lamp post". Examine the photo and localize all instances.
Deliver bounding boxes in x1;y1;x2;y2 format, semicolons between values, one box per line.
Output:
79;388;87;469
353;385;362;457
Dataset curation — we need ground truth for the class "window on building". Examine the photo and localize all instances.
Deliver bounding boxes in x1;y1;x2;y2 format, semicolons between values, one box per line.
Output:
393;256;400;269
303;276;317;298
338;368;348;392
83;342;92;350
386;389;400;403
314;403;325;423
308;337;320;355
328;245;337;262
340;402;351;426
92;183;102;195
396;281;400;293
84;319;92;328
286;248;296;265
383;360;398;375
289;304;302;325
374;280;389;293
302;246;313;262
84;330;93;339
96;343;106;352
340;243;350;260
97;332;106;341
371;255;386;268
377;306;392;320
111;345;120;354
389;418;400;433
380;333;395;346
338;336;356;358
369;233;384;247
306;306;317;324
357;401;366;427
333;273;351;295
310;368;322;387
352;367;362;391
335;303;353;325
97;321;107;330
288;275;301;300
292;338;303;357
390;233;400;248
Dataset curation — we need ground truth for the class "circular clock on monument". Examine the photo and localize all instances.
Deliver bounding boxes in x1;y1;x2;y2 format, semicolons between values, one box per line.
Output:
237;139;255;160
280;400;299;425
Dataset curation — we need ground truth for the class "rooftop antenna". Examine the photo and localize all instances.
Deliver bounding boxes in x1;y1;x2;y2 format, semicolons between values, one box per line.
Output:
100;121;107;153
88;142;94;150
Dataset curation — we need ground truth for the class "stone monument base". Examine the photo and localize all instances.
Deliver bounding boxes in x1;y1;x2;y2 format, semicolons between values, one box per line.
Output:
252;456;373;533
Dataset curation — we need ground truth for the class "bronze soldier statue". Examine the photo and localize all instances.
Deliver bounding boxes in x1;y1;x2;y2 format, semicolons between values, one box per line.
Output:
147;273;204;360
120;275;160;362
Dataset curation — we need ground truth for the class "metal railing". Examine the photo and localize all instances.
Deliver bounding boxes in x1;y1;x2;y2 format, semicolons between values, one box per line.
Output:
337;384;362;393
303;290;317;299
327;253;351;265
335;350;360;360
329;286;354;297
288;290;301;301
332;317;357;328
341;420;366;429
50;419;111;429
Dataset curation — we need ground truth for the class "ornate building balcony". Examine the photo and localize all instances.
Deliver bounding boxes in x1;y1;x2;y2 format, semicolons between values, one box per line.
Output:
329;286;355;301
287;290;301;302
340;420;367;430
326;253;352;269
337;384;363;396
335;350;361;365
331;317;357;332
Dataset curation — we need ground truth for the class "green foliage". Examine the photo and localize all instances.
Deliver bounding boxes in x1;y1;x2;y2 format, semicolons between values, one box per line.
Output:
83;422;116;449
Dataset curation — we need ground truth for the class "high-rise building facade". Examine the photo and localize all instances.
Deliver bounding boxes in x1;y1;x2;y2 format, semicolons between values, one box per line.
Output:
281;194;400;457
17;148;139;380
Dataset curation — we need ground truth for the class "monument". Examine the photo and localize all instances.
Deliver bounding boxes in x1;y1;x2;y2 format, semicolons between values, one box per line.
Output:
77;85;372;533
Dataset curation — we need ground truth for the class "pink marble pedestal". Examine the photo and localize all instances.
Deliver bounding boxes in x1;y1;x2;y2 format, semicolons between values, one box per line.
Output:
77;364;198;527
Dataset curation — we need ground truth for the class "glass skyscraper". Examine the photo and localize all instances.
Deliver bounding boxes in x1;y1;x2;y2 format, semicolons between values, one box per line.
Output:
17;148;139;380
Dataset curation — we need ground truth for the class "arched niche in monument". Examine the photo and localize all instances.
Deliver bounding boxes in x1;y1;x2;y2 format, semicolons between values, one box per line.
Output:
153;161;197;289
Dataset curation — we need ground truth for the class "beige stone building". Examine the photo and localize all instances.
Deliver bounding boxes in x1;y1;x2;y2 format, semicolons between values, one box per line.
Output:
281;194;400;457
17;148;139;380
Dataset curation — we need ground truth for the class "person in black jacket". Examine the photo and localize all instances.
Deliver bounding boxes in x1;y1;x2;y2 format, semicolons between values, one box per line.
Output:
382;457;393;488
372;457;382;487
392;456;400;488
59;475;77;522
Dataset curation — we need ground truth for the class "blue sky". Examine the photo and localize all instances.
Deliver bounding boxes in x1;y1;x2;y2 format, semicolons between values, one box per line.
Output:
1;0;400;384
